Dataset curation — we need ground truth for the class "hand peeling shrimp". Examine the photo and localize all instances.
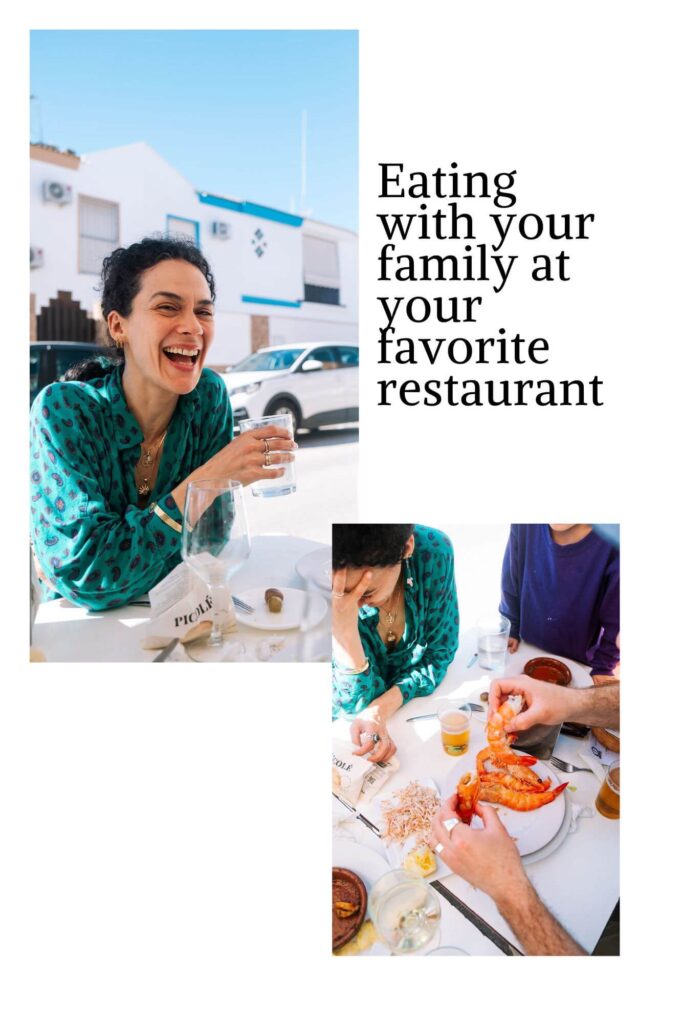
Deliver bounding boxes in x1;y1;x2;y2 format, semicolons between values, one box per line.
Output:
487;696;538;768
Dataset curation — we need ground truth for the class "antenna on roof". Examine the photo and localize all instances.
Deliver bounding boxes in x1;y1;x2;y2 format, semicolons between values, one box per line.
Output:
300;109;309;218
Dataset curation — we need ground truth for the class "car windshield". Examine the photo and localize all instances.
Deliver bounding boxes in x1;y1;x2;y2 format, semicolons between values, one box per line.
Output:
231;348;304;372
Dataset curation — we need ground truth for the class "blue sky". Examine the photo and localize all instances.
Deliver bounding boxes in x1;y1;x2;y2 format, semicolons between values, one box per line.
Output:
30;30;358;230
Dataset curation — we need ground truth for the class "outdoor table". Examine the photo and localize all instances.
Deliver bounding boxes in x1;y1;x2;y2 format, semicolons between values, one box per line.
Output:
33;534;330;663
332;629;619;955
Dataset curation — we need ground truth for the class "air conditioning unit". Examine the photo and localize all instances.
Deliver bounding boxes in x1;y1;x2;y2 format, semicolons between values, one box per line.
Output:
211;220;231;240
30;246;44;269
43;180;73;205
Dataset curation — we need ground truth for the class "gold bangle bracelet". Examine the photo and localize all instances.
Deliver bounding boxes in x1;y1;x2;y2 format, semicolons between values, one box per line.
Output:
339;658;369;675
150;502;182;534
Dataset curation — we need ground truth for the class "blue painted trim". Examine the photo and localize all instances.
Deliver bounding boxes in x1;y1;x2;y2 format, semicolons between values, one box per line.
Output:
198;192;303;228
166;214;200;245
241;294;302;308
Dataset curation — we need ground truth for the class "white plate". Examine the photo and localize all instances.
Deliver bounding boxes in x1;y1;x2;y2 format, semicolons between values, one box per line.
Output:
370;777;452;883
521;792;572;865
233;586;326;630
296;547;332;591
444;756;567;857
332;838;390;956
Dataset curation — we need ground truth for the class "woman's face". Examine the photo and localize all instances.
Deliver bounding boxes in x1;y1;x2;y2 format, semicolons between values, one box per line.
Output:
342;535;415;608
109;259;215;395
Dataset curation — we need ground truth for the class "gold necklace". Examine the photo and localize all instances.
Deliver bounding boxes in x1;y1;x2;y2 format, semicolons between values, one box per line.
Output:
137;430;168;498
380;580;404;647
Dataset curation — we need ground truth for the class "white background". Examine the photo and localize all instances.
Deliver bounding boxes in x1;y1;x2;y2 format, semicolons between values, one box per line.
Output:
3;2;679;1020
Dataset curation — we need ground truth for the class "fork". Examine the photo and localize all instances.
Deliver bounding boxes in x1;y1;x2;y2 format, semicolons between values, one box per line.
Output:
550;756;593;773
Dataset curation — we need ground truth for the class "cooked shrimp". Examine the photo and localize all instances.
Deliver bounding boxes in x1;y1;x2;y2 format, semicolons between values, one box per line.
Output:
476;746;492;775
456;772;480;825
479;781;568;811
479;770;544;793
477;745;545;789
487;695;538;768
494;761;549;790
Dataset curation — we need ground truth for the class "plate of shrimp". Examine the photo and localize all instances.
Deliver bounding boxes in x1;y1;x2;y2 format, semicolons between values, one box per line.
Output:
444;696;569;857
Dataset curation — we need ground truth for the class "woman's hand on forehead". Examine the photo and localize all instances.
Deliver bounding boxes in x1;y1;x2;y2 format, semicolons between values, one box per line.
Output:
332;567;373;600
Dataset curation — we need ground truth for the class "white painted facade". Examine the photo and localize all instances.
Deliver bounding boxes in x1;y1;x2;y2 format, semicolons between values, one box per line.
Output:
30;142;358;365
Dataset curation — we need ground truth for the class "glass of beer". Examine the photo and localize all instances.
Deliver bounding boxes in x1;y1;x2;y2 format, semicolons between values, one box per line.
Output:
595;761;620;819
438;705;472;756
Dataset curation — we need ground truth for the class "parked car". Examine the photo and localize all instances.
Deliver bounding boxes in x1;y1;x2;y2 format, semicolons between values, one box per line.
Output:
30;340;103;404
221;343;359;435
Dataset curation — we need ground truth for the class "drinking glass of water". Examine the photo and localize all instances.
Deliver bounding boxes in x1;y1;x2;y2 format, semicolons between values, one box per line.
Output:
239;413;296;497
182;479;251;652
477;614;511;671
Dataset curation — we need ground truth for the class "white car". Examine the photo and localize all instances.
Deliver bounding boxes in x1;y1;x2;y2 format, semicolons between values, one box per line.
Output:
222;343;359;435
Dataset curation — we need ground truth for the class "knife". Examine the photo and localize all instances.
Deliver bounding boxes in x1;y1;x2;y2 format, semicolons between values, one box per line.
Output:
333;792;382;837
430;880;524;956
152;637;179;662
407;703;483;722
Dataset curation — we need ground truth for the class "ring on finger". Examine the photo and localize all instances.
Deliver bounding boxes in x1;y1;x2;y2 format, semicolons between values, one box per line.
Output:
434;817;459;854
332;590;344;598
263;438;270;454
265;451;272;467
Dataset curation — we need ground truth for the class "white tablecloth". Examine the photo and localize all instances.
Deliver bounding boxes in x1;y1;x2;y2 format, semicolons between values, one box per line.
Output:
33;535;330;663
332;631;619;955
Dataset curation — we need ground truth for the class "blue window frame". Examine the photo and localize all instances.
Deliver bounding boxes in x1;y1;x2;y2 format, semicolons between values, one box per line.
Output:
166;215;200;245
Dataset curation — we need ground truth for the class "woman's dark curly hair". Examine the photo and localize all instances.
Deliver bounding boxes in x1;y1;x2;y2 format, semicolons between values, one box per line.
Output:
101;235;216;321
332;524;415;569
64;235;216;382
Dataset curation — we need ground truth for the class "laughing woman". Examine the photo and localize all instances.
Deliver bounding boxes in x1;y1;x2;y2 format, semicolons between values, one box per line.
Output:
30;236;296;610
332;524;459;763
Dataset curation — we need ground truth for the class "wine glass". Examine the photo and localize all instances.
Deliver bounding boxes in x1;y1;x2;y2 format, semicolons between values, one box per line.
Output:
369;870;441;955
296;575;331;662
182;479;251;656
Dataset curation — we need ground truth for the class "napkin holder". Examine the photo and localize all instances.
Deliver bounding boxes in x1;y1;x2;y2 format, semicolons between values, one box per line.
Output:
146;562;236;641
332;740;399;807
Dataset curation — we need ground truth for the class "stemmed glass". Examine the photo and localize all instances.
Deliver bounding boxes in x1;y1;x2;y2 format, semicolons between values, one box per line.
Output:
182;479;251;658
369;870;441;954
296;575;331;662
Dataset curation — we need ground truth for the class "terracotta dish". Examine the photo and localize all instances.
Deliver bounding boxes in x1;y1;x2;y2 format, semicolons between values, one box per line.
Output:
592;726;620;753
332;867;367;951
523;657;572;686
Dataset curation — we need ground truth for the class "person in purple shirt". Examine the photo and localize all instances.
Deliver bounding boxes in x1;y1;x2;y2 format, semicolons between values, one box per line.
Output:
500;524;619;680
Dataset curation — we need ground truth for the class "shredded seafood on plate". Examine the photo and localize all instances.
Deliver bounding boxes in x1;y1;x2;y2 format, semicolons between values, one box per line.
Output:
381;780;440;845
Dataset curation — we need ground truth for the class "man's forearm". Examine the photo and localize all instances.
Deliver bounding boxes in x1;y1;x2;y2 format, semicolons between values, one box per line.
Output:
569;682;620;730
496;879;586;956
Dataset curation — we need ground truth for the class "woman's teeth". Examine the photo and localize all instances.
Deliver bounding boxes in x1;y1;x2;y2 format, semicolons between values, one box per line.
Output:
163;346;200;364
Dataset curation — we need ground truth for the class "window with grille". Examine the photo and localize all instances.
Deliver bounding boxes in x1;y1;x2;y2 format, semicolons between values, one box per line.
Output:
79;196;119;275
303;235;340;305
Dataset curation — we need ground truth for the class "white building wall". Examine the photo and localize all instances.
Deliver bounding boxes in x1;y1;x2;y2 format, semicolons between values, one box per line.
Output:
30;142;358;359
267;316;359;348
211;312;252;366
30;159;84;310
